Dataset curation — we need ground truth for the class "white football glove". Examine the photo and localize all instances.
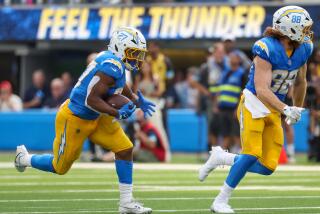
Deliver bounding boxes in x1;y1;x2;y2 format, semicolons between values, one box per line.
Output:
283;106;304;125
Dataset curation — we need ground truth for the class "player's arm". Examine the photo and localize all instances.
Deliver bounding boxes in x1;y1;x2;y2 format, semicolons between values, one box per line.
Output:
254;56;287;113
86;72;119;117
292;63;307;107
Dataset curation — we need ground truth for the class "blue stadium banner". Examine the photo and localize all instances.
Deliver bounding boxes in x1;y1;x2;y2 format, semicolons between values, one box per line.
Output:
0;5;319;41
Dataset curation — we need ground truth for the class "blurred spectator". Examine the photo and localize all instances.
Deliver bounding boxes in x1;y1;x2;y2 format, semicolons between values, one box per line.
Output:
134;61;171;161
0;81;23;112
146;42;174;95
309;49;320;84
309;86;320;162
200;42;228;96
163;75;180;109
210;52;245;151
44;78;66;109
133;110;168;162
23;69;50;109
162;72;181;131
61;71;74;97
175;67;202;109
222;34;252;71
198;43;228;136
135;61;161;98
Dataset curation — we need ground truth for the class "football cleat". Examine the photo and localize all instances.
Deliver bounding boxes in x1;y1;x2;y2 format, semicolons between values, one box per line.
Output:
15;145;29;172
119;200;152;214
198;146;225;182
211;200;234;214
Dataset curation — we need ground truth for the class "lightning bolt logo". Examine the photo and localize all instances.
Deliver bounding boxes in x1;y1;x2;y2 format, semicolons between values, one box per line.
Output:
57;121;67;164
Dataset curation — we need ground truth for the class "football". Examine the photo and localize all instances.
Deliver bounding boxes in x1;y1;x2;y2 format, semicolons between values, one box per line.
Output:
105;94;133;109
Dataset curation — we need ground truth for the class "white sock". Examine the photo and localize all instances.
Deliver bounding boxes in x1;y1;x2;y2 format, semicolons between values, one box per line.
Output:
215;182;234;203
223;152;237;166
119;183;133;204
287;144;295;157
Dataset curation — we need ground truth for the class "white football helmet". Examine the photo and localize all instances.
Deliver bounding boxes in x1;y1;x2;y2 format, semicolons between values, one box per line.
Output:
108;27;147;73
273;6;313;43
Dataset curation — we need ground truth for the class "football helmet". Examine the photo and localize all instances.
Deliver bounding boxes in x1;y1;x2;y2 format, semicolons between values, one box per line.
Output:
108;27;147;73
273;6;313;43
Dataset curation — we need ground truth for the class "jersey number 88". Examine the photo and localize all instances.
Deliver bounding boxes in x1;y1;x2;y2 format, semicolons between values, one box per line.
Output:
271;69;298;95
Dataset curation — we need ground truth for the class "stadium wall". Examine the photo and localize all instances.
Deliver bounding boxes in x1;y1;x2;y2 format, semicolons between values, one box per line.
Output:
0;110;309;152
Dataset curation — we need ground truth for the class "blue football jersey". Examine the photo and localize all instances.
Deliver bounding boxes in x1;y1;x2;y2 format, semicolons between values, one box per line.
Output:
69;51;126;120
246;37;313;101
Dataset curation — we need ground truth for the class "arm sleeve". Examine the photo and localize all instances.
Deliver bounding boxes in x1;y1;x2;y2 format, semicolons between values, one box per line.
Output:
252;40;272;63
100;59;124;79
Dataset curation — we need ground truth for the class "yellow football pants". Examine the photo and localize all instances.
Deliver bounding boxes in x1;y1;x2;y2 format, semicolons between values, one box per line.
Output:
52;100;133;175
237;96;284;171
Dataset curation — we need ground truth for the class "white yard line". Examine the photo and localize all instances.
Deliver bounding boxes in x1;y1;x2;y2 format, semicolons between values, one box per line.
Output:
0;178;319;186
2;207;320;214
2;185;320;194
1;195;320;203
1;162;320;171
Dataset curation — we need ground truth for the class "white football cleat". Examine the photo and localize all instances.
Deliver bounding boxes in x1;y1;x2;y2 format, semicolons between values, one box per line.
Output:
15;145;30;172
199;146;225;182
119;200;152;214
211;200;234;213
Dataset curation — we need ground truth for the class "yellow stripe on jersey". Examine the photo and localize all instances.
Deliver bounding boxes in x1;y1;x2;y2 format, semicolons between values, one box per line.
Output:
102;59;122;70
255;41;269;56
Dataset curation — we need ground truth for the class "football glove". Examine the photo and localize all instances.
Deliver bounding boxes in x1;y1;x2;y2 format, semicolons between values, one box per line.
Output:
137;90;156;118
117;102;136;120
283;106;304;125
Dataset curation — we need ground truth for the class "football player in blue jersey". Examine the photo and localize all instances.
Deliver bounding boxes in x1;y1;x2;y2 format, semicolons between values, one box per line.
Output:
199;6;313;213
14;27;154;214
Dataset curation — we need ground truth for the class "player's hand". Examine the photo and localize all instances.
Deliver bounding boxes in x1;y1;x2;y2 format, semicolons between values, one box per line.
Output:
117;102;136;120
283;106;304;125
137;90;156;118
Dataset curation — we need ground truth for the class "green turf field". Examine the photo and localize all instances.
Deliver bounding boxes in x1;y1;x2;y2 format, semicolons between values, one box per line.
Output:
1;163;320;214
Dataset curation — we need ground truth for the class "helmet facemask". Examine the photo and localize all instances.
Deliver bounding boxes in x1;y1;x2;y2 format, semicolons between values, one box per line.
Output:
302;25;313;41
123;47;147;73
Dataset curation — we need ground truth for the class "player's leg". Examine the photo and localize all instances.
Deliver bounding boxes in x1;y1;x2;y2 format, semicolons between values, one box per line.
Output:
199;101;250;181
14;104;74;173
258;113;284;172
211;100;265;213
89;115;151;214
15;101;96;175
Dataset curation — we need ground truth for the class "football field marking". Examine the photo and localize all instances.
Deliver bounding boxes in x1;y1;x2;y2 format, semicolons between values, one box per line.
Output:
2;207;320;214
0;178;319;186
1;162;320;171
1;195;320;203
1;185;320;194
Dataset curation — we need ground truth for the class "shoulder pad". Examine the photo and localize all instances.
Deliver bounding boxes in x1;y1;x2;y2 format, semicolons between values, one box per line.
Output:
252;39;271;63
303;40;314;59
100;58;124;79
